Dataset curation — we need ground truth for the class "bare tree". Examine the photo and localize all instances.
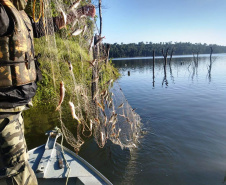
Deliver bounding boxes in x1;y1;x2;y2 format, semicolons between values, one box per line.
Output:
152;50;155;87
161;48;169;87
162;48;169;67
162;67;168;87
99;0;102;36
210;47;213;61
208;47;214;82
169;46;174;65
192;45;200;67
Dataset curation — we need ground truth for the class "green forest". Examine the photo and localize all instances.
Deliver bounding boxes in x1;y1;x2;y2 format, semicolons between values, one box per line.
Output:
108;42;226;58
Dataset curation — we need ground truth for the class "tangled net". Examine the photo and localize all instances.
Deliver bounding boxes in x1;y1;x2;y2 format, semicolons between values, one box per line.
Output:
27;0;142;152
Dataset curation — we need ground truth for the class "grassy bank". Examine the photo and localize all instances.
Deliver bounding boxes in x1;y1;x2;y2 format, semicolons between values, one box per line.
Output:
32;34;119;107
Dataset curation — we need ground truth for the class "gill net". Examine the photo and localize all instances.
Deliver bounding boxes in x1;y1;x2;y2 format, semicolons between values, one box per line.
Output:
26;0;141;152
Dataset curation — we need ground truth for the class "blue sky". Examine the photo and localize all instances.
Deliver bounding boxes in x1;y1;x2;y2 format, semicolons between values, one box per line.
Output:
94;0;226;45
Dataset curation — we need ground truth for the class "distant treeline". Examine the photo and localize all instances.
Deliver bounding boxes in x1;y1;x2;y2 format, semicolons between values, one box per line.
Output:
107;42;226;58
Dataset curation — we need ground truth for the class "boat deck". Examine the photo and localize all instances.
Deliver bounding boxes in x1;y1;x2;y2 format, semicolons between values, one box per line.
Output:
28;133;112;185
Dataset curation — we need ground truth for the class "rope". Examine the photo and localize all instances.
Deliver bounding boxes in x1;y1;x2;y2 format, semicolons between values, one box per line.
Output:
32;0;44;23
60;134;71;185
0;59;35;66
58;114;71;185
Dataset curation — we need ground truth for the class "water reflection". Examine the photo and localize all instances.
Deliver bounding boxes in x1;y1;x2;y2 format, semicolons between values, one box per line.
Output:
24;54;226;185
188;60;198;82
207;56;217;83
113;54;221;87
24;103;133;184
24;105;59;148
224;174;226;184
112;54;226;185
208;59;212;82
79;139;132;184
152;62;155;88
162;65;168;87
169;64;174;84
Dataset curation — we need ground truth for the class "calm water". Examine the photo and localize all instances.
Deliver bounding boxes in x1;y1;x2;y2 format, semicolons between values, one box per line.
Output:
110;53;226;185
24;54;226;185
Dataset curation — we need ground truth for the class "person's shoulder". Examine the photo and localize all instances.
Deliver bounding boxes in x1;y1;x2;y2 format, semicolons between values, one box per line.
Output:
0;3;10;36
0;3;7;14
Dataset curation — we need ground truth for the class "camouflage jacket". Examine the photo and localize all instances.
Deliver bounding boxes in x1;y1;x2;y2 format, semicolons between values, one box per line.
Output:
0;0;37;88
0;0;59;109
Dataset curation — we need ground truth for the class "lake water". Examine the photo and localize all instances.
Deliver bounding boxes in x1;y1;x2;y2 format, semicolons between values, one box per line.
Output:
24;53;226;185
109;53;226;185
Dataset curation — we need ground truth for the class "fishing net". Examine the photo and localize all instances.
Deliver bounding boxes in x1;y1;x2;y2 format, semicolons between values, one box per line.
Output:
25;0;142;152
92;81;141;149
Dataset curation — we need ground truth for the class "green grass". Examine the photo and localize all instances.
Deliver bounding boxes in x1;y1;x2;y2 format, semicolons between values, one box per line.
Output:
32;33;119;107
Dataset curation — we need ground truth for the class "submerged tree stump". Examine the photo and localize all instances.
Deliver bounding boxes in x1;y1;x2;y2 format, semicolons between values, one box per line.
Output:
162;48;169;71
169;47;174;65
210;47;213;61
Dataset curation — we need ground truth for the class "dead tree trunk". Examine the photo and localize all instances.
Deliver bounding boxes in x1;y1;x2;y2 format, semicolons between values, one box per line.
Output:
162;48;169;67
162;65;168;87
92;35;100;119
152;50;155;87
99;0;102;36
192;52;198;67
92;35;99;100
169;47;174;65
193;53;196;63
161;48;169;87
208;47;213;82
196;52;199;65
105;44;110;65
210;47;213;61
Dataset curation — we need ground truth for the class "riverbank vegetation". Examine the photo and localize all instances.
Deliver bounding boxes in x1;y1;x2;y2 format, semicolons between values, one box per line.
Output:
24;0;119;107
23;0;142;153
24;30;120;149
32;34;119;106
109;42;226;58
